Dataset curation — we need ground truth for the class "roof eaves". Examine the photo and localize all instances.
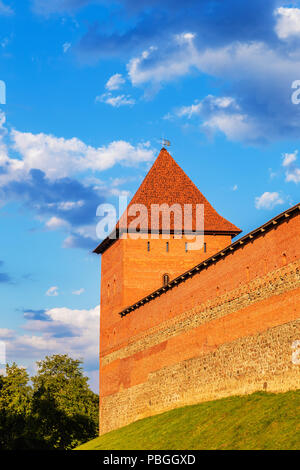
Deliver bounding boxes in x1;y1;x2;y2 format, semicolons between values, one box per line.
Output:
119;202;300;318
93;227;242;255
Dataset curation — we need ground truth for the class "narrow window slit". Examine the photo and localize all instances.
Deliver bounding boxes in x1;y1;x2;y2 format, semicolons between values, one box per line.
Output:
163;274;170;286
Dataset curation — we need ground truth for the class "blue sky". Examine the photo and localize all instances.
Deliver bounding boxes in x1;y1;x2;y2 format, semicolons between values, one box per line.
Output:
0;0;300;391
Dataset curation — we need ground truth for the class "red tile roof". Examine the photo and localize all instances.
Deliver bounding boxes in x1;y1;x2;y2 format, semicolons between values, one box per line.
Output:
94;148;241;254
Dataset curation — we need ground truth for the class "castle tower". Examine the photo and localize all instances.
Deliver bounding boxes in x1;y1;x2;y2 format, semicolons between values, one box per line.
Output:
93;148;300;436
94;147;241;348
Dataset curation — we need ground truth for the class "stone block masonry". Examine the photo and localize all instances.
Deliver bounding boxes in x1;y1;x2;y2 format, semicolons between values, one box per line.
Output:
99;209;300;434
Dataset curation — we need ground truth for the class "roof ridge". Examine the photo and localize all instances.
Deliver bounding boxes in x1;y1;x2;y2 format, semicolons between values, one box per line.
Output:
94;148;241;254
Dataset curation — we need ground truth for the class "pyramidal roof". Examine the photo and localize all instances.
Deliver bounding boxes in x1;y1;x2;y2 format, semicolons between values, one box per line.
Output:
94;148;241;253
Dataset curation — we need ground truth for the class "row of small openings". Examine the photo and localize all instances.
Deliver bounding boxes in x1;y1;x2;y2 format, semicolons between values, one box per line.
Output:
147;241;207;253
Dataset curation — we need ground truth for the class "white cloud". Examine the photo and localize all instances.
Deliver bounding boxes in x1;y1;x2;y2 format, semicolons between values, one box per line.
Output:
127;36;300;142
46;304;98;333
285;167;300;183
110;188;131;197
0;114;154;186
62;235;78;249
232;184;238;191
281;149;300;183
174;94;257;142
45;216;70;230
176;32;195;43
63;42;71;53
275;7;300;39
282;150;298;167
203;112;256;141
0;328;14;339
177;101;203;118
5;304;100;389
96;92;135;107
127;40;198;86
105;73;125;91
58;200;84;211
177;96;236;119
0;110;8;140
0;112;155;249
128;35;300;89
72;288;85;295
60;221;99;249
74;224;97;240
255;192;284;210
3;129;153;181
46;286;59;297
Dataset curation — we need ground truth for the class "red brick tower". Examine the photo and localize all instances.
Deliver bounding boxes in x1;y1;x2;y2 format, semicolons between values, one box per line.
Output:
94;147;241;319
94;147;241;430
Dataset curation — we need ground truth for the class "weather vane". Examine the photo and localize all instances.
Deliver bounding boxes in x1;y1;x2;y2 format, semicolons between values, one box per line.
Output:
159;138;171;147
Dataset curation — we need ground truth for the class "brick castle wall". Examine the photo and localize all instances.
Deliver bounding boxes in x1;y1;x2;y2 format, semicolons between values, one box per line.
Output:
99;211;300;434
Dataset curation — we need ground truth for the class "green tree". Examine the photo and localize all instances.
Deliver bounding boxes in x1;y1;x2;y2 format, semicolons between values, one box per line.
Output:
0;355;99;449
31;354;98;449
0;363;32;449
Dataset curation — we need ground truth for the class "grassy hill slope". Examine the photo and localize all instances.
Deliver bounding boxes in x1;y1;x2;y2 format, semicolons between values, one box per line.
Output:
76;390;300;450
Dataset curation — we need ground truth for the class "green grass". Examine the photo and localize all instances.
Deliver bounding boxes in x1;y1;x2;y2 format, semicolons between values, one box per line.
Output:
76;390;300;450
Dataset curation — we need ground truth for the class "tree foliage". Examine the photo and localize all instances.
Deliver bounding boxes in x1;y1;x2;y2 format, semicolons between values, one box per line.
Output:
0;355;98;449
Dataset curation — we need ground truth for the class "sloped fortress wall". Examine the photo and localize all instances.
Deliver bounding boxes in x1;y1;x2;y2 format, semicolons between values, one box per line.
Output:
99;208;300;434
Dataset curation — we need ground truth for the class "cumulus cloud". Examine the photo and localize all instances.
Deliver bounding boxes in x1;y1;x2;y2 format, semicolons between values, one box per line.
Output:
177;96;237;119
78;0;278;62
45;217;70;230
127;38;197;86
72;288;85;295
23;309;49;321
96;92;135;107
281;149;300;183
255;191;284;210
172;94;261;142
46;286;59;297
7;129;153;180
150;37;300;142
6;304;100;388
0;112;154;249
203;113;257;142
285;168;300;183
282;150;298;167
105;73;125;91
79;3;300;143
30;0;300;143
62;233;96;250
97;74;134;107
2;169;104;246
275;7;300;39
0;328;14;339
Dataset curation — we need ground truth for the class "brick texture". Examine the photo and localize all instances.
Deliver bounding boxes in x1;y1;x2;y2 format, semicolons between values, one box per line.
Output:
98;210;300;434
97;148;300;435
